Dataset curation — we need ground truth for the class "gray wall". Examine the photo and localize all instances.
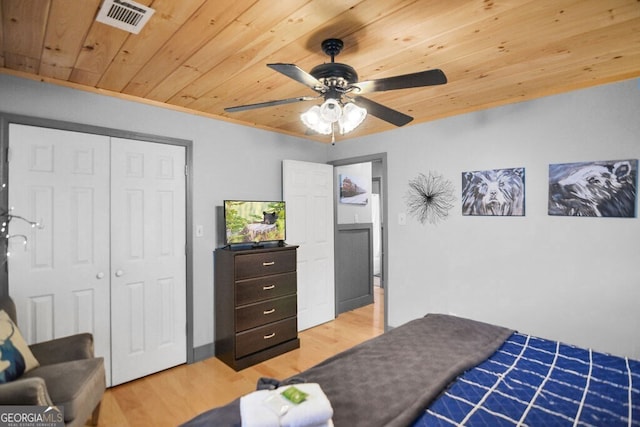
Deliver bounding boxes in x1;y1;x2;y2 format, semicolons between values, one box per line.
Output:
0;74;328;351
3;73;639;361
328;78;640;360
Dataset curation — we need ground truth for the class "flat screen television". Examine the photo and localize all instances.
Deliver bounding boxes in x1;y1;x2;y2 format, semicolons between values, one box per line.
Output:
223;200;286;246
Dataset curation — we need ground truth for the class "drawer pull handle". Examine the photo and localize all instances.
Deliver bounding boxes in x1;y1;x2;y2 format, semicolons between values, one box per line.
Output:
263;333;276;340
262;261;275;266
263;284;276;290
263;308;276;315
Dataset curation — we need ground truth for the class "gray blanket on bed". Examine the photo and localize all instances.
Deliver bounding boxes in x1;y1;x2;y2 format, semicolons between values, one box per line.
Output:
181;313;513;427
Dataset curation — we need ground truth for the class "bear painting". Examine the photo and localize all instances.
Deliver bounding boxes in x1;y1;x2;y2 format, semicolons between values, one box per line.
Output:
462;167;525;216
548;159;637;217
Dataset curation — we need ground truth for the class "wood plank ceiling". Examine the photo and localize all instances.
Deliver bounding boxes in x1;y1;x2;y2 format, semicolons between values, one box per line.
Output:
1;0;639;143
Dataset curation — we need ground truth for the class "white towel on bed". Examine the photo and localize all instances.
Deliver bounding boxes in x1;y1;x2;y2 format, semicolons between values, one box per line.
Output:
279;383;333;427
240;383;333;427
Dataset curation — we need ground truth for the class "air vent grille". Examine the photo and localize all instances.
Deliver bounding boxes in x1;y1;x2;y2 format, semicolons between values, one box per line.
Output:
96;0;155;34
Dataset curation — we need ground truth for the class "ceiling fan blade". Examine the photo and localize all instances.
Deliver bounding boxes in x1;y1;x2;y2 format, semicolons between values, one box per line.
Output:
352;96;413;127
225;96;317;113
268;63;327;92
352;69;447;94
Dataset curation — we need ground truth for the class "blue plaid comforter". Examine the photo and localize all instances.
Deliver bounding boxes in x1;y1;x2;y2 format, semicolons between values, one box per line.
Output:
412;332;640;427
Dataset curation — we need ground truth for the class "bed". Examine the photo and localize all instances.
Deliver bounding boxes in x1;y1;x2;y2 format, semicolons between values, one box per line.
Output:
182;314;639;427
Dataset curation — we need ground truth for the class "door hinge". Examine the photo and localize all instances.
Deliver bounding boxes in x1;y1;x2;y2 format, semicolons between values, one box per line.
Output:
6;147;11;163
184;164;188;176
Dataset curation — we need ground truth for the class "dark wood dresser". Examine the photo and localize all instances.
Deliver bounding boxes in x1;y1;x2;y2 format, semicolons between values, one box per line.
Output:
214;244;300;370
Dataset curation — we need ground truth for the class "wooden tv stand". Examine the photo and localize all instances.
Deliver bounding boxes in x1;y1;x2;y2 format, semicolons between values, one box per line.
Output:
214;244;300;370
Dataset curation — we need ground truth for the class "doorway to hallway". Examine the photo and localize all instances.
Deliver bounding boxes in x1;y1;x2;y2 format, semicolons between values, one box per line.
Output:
330;153;388;331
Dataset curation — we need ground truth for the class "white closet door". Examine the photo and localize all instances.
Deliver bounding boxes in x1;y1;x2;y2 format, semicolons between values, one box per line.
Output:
8;126;188;387
283;160;335;330
7;124;112;382
110;138;186;385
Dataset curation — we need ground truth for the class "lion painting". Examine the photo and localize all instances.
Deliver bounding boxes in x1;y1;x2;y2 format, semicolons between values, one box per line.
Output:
548;160;637;217
462;168;525;216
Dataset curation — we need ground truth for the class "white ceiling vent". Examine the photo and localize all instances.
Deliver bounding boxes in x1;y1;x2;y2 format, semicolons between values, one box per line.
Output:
96;0;155;34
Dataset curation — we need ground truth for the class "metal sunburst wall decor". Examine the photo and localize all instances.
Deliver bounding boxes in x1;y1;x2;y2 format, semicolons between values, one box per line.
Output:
405;171;456;225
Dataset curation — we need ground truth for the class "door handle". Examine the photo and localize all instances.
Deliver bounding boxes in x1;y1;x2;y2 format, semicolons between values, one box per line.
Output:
263;308;276;315
96;272;105;279
263;333;276;340
263;284;276;290
115;270;124;277
262;261;275;266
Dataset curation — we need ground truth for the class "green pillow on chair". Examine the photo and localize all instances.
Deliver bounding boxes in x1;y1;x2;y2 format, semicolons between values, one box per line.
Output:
0;310;40;383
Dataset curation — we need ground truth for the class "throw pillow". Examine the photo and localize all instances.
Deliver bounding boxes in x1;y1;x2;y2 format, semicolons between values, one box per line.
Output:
0;310;40;383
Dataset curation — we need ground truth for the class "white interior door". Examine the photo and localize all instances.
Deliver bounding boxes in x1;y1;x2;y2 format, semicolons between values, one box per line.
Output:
282;160;335;330
7;124;112;381
8;125;187;387
110;138;186;385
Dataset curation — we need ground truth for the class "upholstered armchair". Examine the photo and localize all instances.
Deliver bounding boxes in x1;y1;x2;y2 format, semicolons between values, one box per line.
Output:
0;295;106;427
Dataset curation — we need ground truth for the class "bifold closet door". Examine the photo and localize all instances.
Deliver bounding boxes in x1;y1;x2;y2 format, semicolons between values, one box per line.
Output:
7;124;113;382
109;138;186;386
8;125;187;386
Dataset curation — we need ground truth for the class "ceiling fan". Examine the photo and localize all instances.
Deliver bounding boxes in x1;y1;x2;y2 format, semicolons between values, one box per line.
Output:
225;38;447;137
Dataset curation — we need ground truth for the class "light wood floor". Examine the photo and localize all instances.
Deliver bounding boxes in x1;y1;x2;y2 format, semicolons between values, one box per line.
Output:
97;287;384;426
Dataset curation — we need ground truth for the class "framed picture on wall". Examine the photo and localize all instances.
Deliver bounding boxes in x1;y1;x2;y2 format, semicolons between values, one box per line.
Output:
339;174;369;205
461;167;525;216
548;159;637;217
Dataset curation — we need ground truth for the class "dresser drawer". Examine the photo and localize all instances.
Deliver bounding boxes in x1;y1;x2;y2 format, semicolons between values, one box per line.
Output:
235;250;296;280
236;317;298;358
235;272;296;305
235;294;297;332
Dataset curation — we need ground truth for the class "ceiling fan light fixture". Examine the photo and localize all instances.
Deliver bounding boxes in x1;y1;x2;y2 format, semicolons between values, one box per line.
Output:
302;99;367;136
319;98;342;122
339;102;367;134
301;105;332;135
